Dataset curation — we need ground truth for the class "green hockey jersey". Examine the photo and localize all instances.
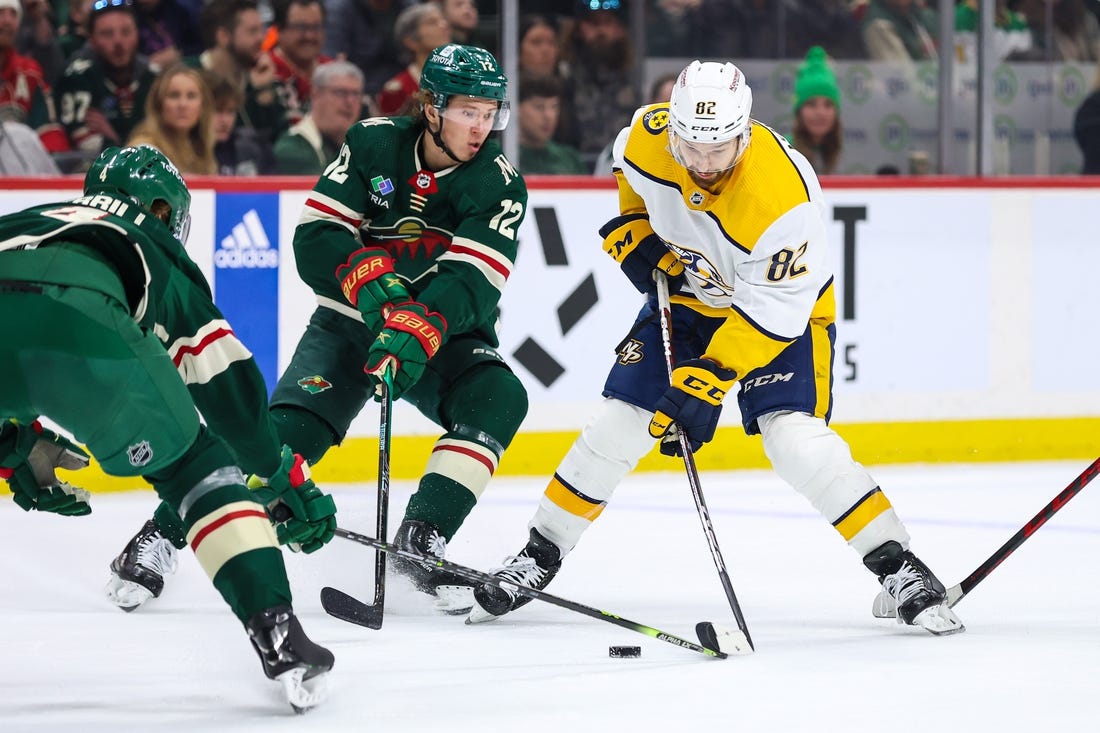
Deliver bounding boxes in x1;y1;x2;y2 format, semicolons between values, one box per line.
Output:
293;116;528;346
0;196;281;475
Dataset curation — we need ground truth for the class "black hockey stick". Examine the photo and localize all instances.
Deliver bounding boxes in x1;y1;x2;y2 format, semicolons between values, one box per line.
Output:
322;526;733;658
319;372;393;630
945;456;1100;607
654;271;754;654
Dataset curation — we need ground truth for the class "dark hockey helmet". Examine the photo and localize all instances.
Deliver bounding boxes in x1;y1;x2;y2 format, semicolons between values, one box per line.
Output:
84;145;192;244
420;43;510;129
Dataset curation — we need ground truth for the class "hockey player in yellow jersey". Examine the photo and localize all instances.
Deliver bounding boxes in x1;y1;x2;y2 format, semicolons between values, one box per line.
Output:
468;60;964;637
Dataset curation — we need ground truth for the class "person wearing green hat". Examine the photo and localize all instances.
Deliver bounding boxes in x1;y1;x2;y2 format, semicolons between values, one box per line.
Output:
791;46;842;175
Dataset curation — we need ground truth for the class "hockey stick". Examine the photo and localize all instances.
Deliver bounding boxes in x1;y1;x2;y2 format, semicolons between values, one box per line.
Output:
319;372;394;630
945;456;1100;607
322;526;734;658
654;271;754;653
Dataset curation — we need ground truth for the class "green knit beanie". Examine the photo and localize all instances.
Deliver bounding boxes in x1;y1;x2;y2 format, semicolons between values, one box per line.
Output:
793;46;840;113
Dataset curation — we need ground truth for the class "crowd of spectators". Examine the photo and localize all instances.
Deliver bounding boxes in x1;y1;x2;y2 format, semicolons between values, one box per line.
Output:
1;0;1099;177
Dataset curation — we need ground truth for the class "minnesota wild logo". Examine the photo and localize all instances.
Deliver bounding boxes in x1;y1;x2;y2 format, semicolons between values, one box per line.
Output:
298;375;333;394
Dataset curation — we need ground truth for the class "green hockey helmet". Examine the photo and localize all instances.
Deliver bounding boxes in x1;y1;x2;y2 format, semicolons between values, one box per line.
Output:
421;43;510;130
84;145;192;244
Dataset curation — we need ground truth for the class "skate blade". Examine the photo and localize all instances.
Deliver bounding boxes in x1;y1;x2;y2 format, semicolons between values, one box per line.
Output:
465;600;502;625
278;667;330;713
871;590;898;619
104;576;154;612
434;584;474;615
911;604;966;636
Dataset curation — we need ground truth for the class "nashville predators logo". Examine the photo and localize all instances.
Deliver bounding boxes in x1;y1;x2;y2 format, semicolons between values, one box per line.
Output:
617;339;644;365
643;106;669;134
298;375;333;394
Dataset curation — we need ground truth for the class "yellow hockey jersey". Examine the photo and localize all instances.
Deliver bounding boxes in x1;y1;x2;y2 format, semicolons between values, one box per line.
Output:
611;103;836;379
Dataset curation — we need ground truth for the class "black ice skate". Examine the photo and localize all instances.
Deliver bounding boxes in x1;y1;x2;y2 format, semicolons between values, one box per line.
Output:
864;541;964;636
105;519;179;612
389;519;476;614
467;528;562;624
246;605;334;713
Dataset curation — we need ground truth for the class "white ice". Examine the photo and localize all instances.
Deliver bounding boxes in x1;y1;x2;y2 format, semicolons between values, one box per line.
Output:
2;460;1098;732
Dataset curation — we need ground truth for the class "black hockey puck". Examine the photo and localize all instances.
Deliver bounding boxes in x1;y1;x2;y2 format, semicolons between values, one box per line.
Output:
609;645;641;658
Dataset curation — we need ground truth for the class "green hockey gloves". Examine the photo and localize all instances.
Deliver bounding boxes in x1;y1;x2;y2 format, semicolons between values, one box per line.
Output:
0;419;91;516
336;246;412;333
249;446;337;553
648;359;736;457
363;301;447;400
600;213;684;295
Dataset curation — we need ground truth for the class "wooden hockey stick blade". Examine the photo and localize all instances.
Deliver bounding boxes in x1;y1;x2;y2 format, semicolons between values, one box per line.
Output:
696;621;754;656
320;586;384;629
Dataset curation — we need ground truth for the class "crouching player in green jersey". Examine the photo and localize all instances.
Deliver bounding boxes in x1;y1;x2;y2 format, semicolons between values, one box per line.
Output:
0;146;338;711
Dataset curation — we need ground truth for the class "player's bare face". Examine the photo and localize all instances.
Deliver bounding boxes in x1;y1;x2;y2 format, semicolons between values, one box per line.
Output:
672;136;739;187
439;98;498;160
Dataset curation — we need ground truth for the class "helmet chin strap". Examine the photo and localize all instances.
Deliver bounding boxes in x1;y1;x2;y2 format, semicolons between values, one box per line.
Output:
428;112;464;165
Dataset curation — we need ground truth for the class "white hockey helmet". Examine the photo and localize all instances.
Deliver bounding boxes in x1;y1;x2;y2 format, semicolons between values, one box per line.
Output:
667;60;753;175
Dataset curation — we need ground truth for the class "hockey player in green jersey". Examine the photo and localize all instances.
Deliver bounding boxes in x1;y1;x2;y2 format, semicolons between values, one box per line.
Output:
268;42;529;612
0;146;337;711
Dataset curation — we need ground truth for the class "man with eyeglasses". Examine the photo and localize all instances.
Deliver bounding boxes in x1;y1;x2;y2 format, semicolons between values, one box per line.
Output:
270;0;331;126
53;0;156;154
273;59;362;174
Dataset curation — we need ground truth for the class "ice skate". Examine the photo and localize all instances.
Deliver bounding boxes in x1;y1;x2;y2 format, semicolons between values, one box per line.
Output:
246;605;334;713
467;528;562;624
389;519;476;614
105;519;179;612
864;541;964;636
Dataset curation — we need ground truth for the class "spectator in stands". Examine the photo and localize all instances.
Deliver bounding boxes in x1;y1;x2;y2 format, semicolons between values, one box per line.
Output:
861;0;938;61
207;69;273;174
1013;0;1100;61
592;70;677;176
323;0;415;102
376;3;451;116
17;0;65;85
439;0;479;47
710;0;861;60
790;46;843;175
133;0;203;70
0;0;69;153
518;73;586;175
192;0;287;148
273;59;362;174
518;14;563;79
1074;59;1100;173
0;119;61;174
270;0;331;126
54;0;156;154
955;0;1032;62
59;0;93;61
557;0;639;168
127;63;216;174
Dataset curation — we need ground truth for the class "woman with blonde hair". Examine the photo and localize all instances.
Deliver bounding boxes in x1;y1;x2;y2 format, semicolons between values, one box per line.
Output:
127;64;217;175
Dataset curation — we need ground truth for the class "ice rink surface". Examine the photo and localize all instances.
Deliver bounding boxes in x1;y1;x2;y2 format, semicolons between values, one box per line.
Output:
2;460;1098;732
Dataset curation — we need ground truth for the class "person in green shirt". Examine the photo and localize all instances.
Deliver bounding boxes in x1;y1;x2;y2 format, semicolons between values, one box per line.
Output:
273;59;364;175
518;73;587;175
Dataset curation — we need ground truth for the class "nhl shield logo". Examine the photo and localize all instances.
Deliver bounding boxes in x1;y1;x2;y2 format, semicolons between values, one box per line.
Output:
408;170;438;194
689;191;705;206
127;441;153;467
